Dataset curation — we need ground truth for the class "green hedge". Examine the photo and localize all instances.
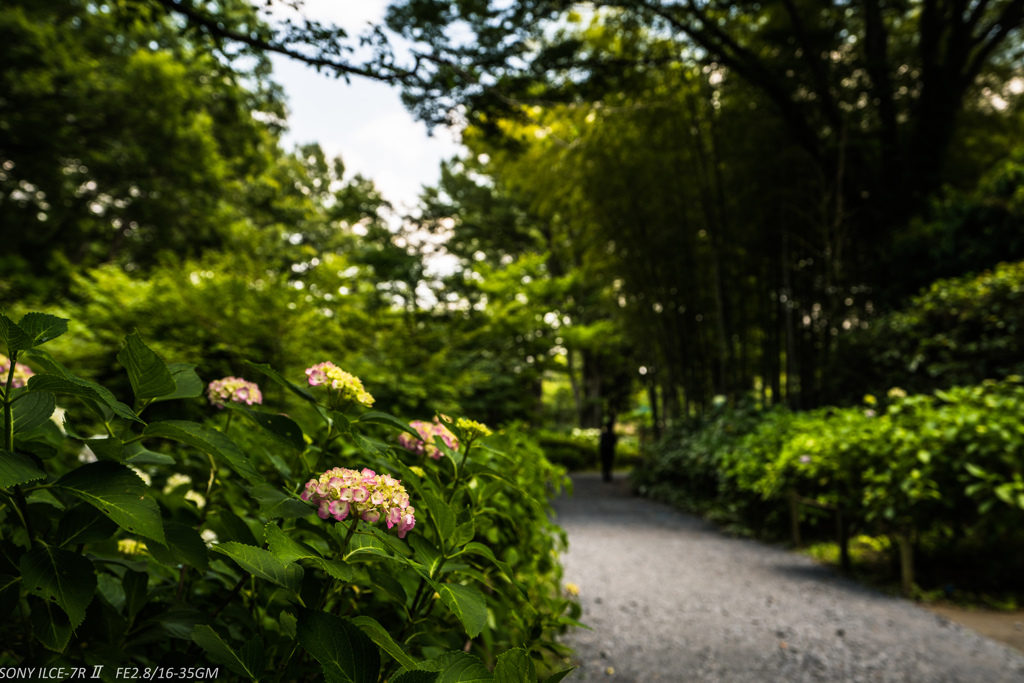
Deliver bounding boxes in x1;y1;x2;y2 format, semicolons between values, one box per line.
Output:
634;381;1024;582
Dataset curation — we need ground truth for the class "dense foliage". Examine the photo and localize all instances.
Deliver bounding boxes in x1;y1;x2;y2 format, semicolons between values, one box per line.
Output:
634;379;1024;591
0;312;578;681
830;261;1024;401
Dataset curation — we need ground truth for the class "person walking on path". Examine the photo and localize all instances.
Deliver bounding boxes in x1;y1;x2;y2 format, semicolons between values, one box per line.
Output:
599;418;618;483
554;473;1024;682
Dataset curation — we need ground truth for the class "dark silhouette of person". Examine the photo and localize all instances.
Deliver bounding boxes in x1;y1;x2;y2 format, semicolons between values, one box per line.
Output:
600;419;618;482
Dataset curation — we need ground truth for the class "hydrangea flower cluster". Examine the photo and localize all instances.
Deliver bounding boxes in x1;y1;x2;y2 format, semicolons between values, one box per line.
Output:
301;467;416;538
305;362;374;407
399;420;459;460
0;354;34;389
455;417;492;440
207;377;262;408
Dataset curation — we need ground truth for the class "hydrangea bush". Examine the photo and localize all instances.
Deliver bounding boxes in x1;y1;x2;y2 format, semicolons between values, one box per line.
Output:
0;311;578;682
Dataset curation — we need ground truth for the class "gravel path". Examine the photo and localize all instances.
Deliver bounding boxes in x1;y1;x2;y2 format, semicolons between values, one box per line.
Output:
553;473;1024;682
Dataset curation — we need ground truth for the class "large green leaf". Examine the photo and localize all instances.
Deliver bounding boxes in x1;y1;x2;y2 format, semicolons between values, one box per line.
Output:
0;573;20;623
539;669;576;683
29;597;73;652
228;404;305;451
494;649;537;683
459;543;528;598
422;492;456;541
17;313;69;348
0;450;46;489
264;522;321;563
124;441;175;466
420;652;493;682
392;673;439;683
143;420;259;482
437;583;488;638
56;504;119;547
246;361;317;403
55;461;165;545
116;331;176;401
151;363;204;404
249;484;311;520
147;521;209;571
0;313;34;353
192;625;265;681
211;542;303;593
297;609;380;683
11;390;55;435
350;615;419;671
354;411;423;441
20;545;97;628
25;372;144;425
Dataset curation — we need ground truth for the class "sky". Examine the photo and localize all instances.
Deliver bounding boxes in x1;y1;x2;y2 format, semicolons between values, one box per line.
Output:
268;3;462;213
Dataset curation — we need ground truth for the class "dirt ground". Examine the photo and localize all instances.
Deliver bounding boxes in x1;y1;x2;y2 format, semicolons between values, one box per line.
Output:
923;604;1024;653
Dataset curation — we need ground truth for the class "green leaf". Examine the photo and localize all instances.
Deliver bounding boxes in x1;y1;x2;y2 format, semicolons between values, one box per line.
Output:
210;509;259;546
0;574;20;623
151;363;204;404
227;404;305;451
540;668;577;683
143;420;259;482
20;545;97;628
297;609;380;683
211;542;303;593
29;597;73;652
56;504;119;547
116;331;176;401
354;411;424;441
421;652;493;682
423;492;456;540
965;463;988;478
0;449;46;488
122;569;148;621
350;615;419;670
55;461;165;545
192;625;265;680
11;390;55;434
437;583;488;638
451;521;475;548
124;441;175;466
147;521;209;571
392;673;439;683
308;556;354;581
494;649;537;683
460;543;527;598
265;522;321;563
353;431;392;457
17;313;69;347
344;533;390;561
246;361;317;403
25;372;144;424
249;484;312;520
0;313;35;353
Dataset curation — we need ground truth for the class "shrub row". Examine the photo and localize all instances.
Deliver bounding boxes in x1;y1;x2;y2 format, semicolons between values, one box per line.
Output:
634;380;1024;587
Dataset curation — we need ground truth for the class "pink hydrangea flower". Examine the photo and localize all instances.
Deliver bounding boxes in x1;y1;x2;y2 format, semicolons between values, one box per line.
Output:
398;419;459;460
207;377;263;408
0;354;34;389
304;361;374;407
301;466;416;538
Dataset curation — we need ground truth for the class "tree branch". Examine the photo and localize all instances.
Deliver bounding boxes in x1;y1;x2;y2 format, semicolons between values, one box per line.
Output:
149;0;415;83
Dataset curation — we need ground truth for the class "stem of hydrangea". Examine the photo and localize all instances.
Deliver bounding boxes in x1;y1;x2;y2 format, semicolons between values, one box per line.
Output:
340;515;359;551
223;411;233;435
3;351;15;452
3;352;33;548
446;441;475;504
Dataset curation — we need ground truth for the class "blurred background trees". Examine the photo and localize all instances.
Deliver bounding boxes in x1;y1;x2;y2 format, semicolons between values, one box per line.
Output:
4;0;1024;451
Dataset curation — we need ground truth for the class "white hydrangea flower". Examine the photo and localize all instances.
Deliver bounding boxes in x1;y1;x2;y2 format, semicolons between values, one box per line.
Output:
184;490;206;509
163;473;193;493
